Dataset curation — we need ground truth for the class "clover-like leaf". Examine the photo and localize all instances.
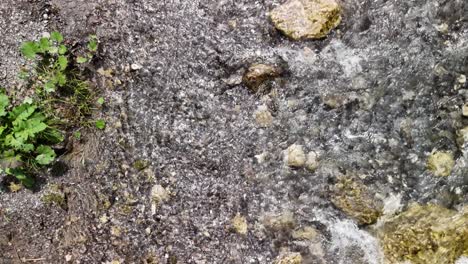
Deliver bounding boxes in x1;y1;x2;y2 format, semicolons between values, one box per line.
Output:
38;37;50;53
57;55;68;71
95;119;106;130
6;168;34;188
87;35;98;52
58;45;67;55
50;31;63;43
76;56;88;64
44;80;56;93
0;92;9;117
35;145;56;165
20;41;38;59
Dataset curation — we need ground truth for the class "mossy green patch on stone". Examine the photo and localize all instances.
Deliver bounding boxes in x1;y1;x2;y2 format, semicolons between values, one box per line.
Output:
133;159;150;171
378;204;468;264
42;184;66;208
427;151;454;177
331;176;383;225
270;0;341;40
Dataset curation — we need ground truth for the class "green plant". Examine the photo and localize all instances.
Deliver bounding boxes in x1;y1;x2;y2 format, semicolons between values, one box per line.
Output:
0;91;63;187
20;31;99;128
95;119;106;130
0;31;103;188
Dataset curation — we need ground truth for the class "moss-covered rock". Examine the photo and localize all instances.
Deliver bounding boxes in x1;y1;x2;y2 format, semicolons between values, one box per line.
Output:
42;184;67;208
331;177;383;225
378;204;468;264
427;151;455;177
270;0;341;40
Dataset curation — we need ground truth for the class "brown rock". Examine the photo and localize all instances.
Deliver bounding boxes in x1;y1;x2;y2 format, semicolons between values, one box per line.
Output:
243;64;282;92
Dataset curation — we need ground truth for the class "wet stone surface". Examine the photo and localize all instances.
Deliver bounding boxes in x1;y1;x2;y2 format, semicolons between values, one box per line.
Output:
0;0;467;263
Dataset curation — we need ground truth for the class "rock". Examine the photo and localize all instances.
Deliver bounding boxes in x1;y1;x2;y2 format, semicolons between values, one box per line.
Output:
133;159;150;171
274;252;303;264
242;64;282;92
292;226;319;240
378;204;468;264
427;151;455;177
322;94;347;109
269;0;341;40
263;211;296;232
151;185;170;214
305;151;320;172
254;105;273;127
131;63;143;70
111;226;122;237
331;177;383;225
457;127;468;148
285;144;306;168
463;103;468;117
231;213;248;235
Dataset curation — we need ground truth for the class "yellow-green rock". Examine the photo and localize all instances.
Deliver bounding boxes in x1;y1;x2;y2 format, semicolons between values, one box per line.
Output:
231;213;248;235
254;105;273;127
270;0;342;40
274;252;302;264
285;144;306;168
457;126;468;147
331;177;383;225
378;204;468;264
263;211;296;232
292;226;318;240
427;151;455;177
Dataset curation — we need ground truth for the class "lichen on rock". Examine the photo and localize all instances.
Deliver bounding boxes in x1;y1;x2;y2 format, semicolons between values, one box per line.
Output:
427;151;455;177
269;0;342;40
331;176;383;225
378;204;468;264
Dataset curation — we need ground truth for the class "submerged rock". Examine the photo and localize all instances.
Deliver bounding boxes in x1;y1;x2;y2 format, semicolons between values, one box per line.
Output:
427;151;455;177
378;204;468;264
331;177;383;225
242;64;282;92
269;0;341;40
